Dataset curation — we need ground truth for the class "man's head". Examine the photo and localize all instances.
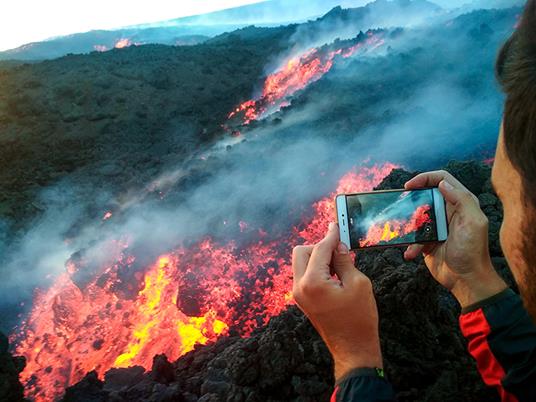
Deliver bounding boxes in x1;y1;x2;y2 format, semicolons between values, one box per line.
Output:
492;0;536;320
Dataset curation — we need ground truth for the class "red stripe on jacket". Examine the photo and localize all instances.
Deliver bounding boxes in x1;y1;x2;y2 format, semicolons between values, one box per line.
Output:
460;308;518;402
331;385;339;402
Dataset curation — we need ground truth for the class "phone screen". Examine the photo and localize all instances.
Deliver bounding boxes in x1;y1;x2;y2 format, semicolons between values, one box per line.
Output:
346;189;439;249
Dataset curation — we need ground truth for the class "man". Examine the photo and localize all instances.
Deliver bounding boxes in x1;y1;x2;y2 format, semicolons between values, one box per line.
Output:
292;1;536;401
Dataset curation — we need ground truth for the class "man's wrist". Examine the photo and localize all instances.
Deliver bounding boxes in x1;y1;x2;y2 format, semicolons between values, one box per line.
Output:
451;263;508;309
332;347;383;381
335;367;386;385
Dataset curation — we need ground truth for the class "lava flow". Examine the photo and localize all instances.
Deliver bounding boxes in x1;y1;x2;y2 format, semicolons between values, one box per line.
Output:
227;32;385;125
94;38;136;52
12;163;397;402
114;38;133;49
359;204;433;247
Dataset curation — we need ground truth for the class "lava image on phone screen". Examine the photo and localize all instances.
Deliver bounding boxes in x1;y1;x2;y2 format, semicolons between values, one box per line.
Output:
347;189;438;249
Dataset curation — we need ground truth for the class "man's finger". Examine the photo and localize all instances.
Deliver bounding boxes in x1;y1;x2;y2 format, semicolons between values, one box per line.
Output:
438;179;478;210
405;170;463;190
404;244;424;260
331;242;357;284
308;222;340;278
292;245;313;282
405;242;439;260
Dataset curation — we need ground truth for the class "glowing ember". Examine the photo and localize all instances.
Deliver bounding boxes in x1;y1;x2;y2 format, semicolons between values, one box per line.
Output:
13;163;397;402
115;38;132;49
228;33;385;125
359;204;433;247
483;157;495;166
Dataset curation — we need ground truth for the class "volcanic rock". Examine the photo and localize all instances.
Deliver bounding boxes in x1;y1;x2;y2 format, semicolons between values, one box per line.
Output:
0;331;26;402
62;371;107;402
104;366;146;392
150;354;176;384
55;161;511;401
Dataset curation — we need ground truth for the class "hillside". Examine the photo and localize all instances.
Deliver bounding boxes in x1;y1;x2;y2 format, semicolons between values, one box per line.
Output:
0;28;292;237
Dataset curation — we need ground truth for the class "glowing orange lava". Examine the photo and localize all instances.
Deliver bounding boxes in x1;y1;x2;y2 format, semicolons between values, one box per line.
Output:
228;34;385;125
359;204;433;247
13;163;398;402
381;222;400;242
114;38;132;49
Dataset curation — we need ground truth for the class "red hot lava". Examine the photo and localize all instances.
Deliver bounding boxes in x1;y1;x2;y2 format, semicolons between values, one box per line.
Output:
359;204;433;247
228;33;385;125
114;38;133;49
12;163;397;402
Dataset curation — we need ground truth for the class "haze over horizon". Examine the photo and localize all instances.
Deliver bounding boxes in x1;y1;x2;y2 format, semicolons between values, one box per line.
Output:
0;0;490;52
0;0;266;52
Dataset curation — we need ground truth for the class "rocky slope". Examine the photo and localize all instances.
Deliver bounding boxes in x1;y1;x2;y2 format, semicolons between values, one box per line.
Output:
0;332;26;401
0;31;291;239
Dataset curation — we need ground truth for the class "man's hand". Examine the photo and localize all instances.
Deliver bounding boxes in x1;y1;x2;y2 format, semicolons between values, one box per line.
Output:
404;170;507;308
292;222;382;381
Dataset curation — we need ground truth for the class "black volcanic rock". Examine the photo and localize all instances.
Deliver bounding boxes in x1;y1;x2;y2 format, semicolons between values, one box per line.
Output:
150;354;176;384
62;161;508;402
443;160;491;195
62;371;107;402
103;366;146;392
0;331;26;402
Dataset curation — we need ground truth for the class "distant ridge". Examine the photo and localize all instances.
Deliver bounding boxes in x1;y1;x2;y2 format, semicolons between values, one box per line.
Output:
0;0;437;61
0;0;520;61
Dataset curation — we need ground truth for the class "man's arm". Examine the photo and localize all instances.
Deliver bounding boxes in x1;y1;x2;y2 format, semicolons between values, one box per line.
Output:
404;170;536;402
460;288;536;402
292;224;395;402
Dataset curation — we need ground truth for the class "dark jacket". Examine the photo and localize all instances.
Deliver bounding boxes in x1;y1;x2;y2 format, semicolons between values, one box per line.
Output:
331;289;536;402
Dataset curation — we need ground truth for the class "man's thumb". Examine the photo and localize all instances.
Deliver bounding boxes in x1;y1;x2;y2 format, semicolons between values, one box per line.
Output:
332;242;357;283
439;179;475;209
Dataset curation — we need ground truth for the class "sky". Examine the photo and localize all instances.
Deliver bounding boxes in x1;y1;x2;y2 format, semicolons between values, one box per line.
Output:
0;0;265;51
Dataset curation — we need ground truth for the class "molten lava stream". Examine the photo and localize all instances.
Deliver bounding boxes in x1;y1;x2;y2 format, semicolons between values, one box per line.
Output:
228;34;385;125
359;204;433;247
14;163;398;402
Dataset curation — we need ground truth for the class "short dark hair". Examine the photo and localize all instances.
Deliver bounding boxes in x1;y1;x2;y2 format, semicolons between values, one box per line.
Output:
496;0;536;208
496;0;536;321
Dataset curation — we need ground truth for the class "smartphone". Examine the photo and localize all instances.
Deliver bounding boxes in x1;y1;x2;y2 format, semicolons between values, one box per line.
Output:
336;188;448;250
